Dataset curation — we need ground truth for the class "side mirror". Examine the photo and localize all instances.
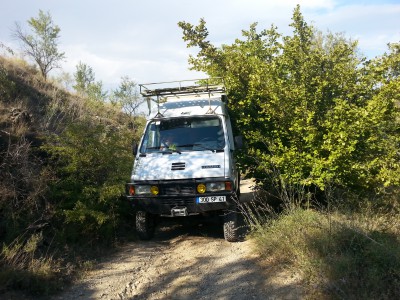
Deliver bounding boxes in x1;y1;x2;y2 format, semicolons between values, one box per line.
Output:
234;135;243;149
132;142;138;156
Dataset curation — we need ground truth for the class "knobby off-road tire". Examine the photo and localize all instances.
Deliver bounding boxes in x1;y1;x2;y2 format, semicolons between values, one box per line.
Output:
223;188;241;242
135;210;155;240
223;208;239;242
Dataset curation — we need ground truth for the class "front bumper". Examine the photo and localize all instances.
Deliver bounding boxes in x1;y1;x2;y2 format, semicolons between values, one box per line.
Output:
126;178;236;215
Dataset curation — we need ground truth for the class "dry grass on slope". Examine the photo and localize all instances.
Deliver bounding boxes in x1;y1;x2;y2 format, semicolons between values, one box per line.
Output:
249;207;400;299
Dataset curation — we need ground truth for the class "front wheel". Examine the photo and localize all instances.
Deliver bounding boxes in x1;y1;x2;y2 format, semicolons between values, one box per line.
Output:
135;210;155;240
223;208;239;242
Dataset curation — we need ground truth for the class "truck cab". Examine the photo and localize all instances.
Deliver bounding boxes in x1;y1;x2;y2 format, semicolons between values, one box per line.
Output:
126;79;242;242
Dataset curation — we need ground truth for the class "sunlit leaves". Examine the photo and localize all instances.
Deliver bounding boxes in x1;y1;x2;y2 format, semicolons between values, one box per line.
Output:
180;5;399;197
14;10;65;80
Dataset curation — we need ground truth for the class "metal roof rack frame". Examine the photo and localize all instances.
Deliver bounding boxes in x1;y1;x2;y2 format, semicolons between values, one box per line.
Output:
139;77;225;98
139;78;226;117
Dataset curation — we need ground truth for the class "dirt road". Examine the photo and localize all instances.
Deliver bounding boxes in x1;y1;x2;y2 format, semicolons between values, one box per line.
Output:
53;179;302;300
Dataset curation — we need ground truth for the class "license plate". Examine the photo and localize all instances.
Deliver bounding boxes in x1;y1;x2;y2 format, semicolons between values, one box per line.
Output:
196;196;226;203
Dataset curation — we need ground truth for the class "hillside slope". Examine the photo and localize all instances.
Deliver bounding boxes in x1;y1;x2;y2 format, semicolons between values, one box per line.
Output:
0;55;142;296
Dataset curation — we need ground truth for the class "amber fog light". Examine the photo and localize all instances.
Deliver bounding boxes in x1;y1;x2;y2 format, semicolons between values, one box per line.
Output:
150;186;159;195
197;183;206;194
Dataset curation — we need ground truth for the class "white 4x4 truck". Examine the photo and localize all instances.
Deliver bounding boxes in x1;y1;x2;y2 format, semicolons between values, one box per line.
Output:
126;79;243;242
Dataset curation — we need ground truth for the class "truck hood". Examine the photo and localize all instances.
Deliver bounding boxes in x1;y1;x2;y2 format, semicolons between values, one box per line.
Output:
131;151;226;181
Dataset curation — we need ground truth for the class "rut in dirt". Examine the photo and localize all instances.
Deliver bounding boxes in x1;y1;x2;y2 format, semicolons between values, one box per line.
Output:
53;214;302;300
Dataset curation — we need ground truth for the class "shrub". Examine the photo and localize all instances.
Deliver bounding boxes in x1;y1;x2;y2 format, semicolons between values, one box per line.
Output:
45;120;134;244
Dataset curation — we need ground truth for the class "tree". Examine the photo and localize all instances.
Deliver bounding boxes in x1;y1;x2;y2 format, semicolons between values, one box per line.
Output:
111;76;143;116
73;62;107;101
73;61;95;93
179;5;400;202
14;10;65;80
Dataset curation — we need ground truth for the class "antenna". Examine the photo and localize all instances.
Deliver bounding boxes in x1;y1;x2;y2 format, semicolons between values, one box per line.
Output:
206;80;215;114
155;94;164;118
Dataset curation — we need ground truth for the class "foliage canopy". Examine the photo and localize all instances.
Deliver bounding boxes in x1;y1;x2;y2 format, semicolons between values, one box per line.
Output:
14;10;65;80
73;61;107;101
179;5;400;200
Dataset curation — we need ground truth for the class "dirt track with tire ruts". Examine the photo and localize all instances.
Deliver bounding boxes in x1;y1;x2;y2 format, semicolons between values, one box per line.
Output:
52;179;303;300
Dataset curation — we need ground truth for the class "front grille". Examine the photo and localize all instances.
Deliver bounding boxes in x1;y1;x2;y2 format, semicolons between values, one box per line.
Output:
171;162;185;170
161;182;195;195
161;198;196;206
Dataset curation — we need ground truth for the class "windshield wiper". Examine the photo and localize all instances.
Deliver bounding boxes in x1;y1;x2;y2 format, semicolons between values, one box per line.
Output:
162;146;182;154
164;149;182;154
144;146;181;154
179;143;218;152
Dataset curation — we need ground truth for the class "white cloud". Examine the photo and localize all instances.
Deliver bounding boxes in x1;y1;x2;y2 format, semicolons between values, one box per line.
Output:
63;42;204;90
305;3;400;56
2;0;399;89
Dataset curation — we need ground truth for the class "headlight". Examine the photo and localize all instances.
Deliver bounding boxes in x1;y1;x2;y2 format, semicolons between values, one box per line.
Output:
135;185;150;194
135;185;159;195
206;182;226;192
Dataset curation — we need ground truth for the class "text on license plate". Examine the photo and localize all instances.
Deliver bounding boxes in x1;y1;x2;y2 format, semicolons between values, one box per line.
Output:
197;196;226;203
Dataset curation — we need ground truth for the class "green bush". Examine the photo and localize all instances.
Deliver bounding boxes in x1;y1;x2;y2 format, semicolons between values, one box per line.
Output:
45;120;134;244
179;5;400;206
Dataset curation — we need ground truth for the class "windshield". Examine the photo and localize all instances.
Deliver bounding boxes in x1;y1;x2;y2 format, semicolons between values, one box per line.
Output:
140;116;225;153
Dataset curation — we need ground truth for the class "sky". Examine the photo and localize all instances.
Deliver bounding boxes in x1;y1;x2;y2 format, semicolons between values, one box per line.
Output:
1;0;400;91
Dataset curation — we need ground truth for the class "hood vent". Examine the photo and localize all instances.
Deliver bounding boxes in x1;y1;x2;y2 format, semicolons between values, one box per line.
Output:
171;162;186;171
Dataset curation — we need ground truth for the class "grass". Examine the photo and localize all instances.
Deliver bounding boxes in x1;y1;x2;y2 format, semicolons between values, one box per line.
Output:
0;230;111;297
249;207;400;299
0;233;65;296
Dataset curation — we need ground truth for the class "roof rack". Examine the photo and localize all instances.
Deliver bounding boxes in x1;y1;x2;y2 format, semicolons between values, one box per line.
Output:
139;78;225;98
